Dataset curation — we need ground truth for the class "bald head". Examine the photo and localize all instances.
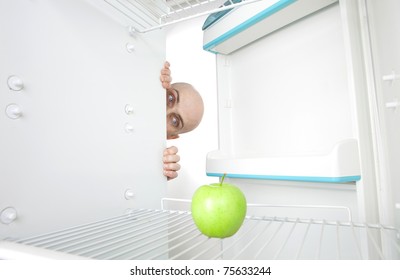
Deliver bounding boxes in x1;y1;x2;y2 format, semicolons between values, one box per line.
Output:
166;82;204;139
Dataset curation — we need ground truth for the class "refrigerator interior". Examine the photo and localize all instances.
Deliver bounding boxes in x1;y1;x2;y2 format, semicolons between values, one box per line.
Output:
1;0;399;260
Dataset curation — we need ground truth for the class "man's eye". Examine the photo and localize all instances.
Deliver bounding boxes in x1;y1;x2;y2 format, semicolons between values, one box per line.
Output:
167;92;175;106
171;115;180;127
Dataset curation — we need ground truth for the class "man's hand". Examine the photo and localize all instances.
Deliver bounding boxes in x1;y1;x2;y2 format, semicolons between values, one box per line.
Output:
161;62;179;180
160;61;172;89
163;146;180;180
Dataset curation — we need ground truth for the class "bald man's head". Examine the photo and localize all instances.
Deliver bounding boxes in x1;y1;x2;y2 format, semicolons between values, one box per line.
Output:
166;82;204;139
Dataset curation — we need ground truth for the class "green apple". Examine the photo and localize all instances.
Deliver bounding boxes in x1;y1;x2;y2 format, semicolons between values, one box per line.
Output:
191;174;247;238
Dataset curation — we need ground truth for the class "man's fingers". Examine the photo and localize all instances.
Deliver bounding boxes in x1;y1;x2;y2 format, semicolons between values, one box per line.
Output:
164;163;181;172
163;154;180;164
164;146;178;155
164;170;178;180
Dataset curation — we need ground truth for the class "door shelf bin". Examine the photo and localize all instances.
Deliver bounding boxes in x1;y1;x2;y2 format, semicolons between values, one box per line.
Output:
206;139;361;183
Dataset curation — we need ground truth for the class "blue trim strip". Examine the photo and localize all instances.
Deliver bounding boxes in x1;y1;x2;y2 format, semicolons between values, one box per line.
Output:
206;173;361;183
203;0;297;52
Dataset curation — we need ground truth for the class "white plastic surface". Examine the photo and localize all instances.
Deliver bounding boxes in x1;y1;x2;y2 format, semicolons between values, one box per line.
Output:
0;0;166;239
208;4;359;183
207;139;361;182
0;241;87;260
0;207;18;224
5;104;22;119
382;71;400;82
385;100;399;109
203;0;338;54
364;0;400;242
7;76;24;91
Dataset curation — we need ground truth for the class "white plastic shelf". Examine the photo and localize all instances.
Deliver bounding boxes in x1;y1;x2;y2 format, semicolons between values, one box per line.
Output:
206;139;361;183
203;0;338;54
1;209;399;260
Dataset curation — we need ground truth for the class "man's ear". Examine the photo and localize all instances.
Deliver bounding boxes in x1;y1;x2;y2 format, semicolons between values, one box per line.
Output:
167;134;180;140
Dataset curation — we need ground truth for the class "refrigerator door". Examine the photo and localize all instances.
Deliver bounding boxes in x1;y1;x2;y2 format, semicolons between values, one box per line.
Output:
0;0;166;238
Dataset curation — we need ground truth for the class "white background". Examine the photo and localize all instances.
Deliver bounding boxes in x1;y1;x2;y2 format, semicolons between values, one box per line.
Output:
165;16;219;204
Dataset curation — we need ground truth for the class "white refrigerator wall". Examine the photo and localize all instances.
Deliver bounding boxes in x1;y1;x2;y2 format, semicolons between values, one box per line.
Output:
166;4;360;221
0;0;167;238
199;0;398;229
364;0;400;234
0;0;398;260
167;0;400;258
219;3;362;220
166;0;398;230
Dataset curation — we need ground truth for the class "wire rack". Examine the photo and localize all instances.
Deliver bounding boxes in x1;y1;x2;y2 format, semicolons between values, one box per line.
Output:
2;208;399;260
102;0;262;32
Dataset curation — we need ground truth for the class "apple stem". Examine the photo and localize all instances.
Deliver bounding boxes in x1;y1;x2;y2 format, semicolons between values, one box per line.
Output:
220;173;227;186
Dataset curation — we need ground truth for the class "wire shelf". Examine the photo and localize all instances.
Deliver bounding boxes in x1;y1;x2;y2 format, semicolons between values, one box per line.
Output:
2;209;399;260
102;0;263;32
